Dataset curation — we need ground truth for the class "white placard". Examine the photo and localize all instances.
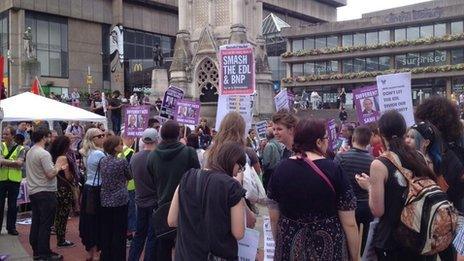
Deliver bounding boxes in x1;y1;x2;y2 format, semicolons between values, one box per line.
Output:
377;72;415;127
255;120;268;140
238;228;260;261
263;216;275;261
215;95;253;133
274;90;290;111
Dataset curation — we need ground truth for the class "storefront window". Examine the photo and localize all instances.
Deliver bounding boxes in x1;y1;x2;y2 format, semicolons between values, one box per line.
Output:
342;34;353;46
452;49;464;64
353;58;366;72
315;61;327;75
379;30;390;43
434;50;447;66
304;62;314;74
304;38;314;50
379;56;391;71
342;59;353;73
419;51;435;67
395;54;407;68
326;36;338;48
420;25;433;38
407;27;420;41
315;37;326;49
451;21;464;35
353;33;366;46
327;61;339;73
292;63;303;76
434;23;446;37
292;39;303;52
366;32;378;45
453;77;464;93
395;28;406;41
366;57;379;71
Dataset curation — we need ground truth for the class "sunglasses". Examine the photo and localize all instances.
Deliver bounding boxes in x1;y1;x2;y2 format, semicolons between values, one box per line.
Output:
92;134;105;139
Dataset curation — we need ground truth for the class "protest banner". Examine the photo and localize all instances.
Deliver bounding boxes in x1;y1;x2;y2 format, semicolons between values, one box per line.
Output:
263;215;275;261
124;105;150;137
174;99;201;125
216;95;253;134
238;228;260;261
327;119;338;151
159;85;185;120
255;121;268;140
219;44;255;95
353;85;381;125
377;72;414;127
274;89;292;111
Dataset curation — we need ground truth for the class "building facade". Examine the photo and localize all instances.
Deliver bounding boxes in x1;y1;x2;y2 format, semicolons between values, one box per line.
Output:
0;0;178;97
281;0;464;108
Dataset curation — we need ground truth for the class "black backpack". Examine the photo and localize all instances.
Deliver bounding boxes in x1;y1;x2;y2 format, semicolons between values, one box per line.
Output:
441;143;464;211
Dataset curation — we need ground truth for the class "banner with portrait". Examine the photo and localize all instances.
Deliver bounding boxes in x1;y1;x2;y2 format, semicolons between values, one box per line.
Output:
124;105;150;137
353;85;381;125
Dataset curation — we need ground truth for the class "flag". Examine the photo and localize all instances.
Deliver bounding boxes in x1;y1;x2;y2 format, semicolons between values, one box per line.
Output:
31;77;43;95
0;55;4;87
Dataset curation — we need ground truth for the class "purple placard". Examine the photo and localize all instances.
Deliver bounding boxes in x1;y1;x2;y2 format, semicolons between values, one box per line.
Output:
327;119;338;151
124;105;150;137
219;44;255;95
159;85;185;120
174;99;201;125
353;85;381;125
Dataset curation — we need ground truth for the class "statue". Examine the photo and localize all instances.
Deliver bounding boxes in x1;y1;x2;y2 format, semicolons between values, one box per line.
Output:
23;27;35;60
153;44;164;68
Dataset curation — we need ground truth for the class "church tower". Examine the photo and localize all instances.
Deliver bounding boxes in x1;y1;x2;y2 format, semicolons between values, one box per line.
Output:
169;0;274;121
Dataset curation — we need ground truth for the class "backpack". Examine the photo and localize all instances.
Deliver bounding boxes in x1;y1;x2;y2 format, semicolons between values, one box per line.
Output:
382;151;459;255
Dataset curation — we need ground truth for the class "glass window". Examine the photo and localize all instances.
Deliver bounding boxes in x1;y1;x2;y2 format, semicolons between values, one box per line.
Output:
366;32;378;45
161;36;172;57
395;28;406;41
406;53;420;67
434;50;447;66
353;58;366;72
304;62;314;74
37;50;49;75
36;20;49;50
379;56;391;71
395;54;407;68
452;49;464;64
434;23;446;37
304;38;314;50
292;39;303;52
353;33;366;46
420;25;433;38
326;36;338;48
379;30;390;43
327;61;338;73
451;21;464;35
420;51;435;67
315;37;326;49
49;51;61;76
292;63;303;76
342;59;353;73
366;57;379;71
407;27;420;41
342;34;353;47
49;22;61;51
315;61;327;75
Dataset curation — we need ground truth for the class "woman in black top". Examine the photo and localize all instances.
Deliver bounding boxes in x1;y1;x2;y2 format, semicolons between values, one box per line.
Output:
356;111;437;260
167;142;247;260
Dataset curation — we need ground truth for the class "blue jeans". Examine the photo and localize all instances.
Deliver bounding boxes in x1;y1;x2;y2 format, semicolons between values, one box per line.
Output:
127;190;136;233
111;114;121;135
128;205;156;261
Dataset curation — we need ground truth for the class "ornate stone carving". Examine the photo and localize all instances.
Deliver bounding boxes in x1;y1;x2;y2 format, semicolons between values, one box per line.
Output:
215;0;230;26
197;59;219;102
195;0;208;29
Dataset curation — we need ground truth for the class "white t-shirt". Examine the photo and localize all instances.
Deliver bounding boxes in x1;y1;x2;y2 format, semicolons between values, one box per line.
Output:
26;145;56;195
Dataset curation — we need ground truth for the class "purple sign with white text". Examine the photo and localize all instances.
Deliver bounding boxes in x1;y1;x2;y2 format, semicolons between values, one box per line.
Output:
124;105;150;137
160;85;185;120
174;100;201;125
327;119;338;151
353;85;381;125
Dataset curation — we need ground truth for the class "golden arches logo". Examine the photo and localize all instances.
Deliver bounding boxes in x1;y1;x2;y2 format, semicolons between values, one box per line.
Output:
133;63;143;72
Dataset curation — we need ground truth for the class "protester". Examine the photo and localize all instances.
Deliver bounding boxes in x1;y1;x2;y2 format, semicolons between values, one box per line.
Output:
65;121;84;152
405;122;442;172
339;123;354;152
49;136;75;248
261;127;283;191
368;123;385;157
17;121;31;146
186;133;205;168
271;109;297;159
99;136;131;261
246;129;258;152
26;127;67;261
120;134;136;243
334;125;373;255
90;92;105;116
128;129;159;261
108;90;123;135
168;142;247;260
356;110;436;260
146;120;200;260
0;126;25;236
267;118;358;261
79;128;105;261
339;106;348;123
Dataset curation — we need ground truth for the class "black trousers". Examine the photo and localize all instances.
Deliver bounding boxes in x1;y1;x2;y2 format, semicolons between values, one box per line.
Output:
29;191;57;258
100;205;128;261
262;168;275;192
0;180;20;232
156;238;175;261
356;200;373;256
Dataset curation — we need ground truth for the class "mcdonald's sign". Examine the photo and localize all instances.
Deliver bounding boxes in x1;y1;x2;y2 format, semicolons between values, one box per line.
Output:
133;63;143;72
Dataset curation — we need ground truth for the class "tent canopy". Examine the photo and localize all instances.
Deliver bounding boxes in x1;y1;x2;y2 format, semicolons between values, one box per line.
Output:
1;92;107;123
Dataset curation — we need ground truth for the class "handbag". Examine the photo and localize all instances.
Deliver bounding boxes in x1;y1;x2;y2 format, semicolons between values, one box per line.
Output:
83;158;103;215
152;201;177;240
242;155;267;204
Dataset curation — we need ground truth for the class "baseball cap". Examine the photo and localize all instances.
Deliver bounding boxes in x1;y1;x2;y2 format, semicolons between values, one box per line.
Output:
142;128;159;144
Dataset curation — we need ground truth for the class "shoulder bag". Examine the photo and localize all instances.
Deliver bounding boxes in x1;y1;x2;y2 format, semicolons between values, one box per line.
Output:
83;157;103;215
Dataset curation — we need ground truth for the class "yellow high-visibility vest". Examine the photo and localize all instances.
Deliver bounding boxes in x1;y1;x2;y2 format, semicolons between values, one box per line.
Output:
0;142;24;183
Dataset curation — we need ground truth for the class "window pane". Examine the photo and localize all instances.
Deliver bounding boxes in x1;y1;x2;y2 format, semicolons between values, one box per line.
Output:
49;51;61;76
135;31;143;45
342;34;353;46
434;50;447;66
420;25;433;38
420;51;435;67
303;38;314;50
407;27;420;41
452;49;464;64
315;37;326;49
61;51;68;78
379;56;391;71
451;21;463;35
36;20;49;50
135;45;143;59
395;28;406;41
353;33;365;46
366;57;379;71
125;30;135;43
434;23;446;37
292;39;303;51
153;35;161;45
37;50;49;75
61;23;67;51
144;47;152;60
145;34;153;46
379;30;390;43
353;58;366;72
125;43;135;60
161;36;171;57
315;61;326;75
292;63;303;76
49;22;61;51
327;61;338;73
326;36;338;48
342;59;353;73
366;32;378;45
406;53;419;67
304;62;314;74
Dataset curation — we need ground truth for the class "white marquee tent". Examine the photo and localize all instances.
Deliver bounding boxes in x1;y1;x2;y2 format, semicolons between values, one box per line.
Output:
0;92;107;123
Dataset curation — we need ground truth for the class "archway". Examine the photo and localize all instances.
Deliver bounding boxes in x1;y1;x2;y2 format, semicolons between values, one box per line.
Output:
197;59;219;102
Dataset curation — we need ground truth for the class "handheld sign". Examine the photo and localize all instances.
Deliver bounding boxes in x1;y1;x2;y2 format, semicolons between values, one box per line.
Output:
353;85;381;125
174;100;201;125
216;95;253;134
263;216;275;261
159;85;184;121
219;44;255;95
377;73;414;127
327;119;338;151
255;121;268;140
124;105;150;137
274;89;292;111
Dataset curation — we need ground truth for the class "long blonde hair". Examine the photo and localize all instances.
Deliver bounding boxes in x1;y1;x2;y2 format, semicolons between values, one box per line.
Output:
206;112;246;168
79;128;103;158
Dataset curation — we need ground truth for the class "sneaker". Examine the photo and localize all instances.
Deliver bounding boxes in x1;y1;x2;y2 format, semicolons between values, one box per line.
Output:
57;240;75;248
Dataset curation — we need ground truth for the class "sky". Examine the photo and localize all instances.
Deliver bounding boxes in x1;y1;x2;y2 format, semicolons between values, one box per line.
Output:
337;0;433;21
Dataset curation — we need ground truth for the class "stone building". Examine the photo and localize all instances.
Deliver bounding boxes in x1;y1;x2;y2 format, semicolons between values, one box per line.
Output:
282;0;464;108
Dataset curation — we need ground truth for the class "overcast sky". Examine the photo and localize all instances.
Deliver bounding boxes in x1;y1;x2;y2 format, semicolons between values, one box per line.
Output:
337;0;433;21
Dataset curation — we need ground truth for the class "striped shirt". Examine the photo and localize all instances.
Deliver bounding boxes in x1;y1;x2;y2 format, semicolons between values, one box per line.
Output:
454;218;464;255
334;148;374;201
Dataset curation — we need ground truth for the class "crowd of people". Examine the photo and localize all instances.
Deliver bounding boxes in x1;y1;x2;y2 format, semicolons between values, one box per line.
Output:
0;95;464;261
